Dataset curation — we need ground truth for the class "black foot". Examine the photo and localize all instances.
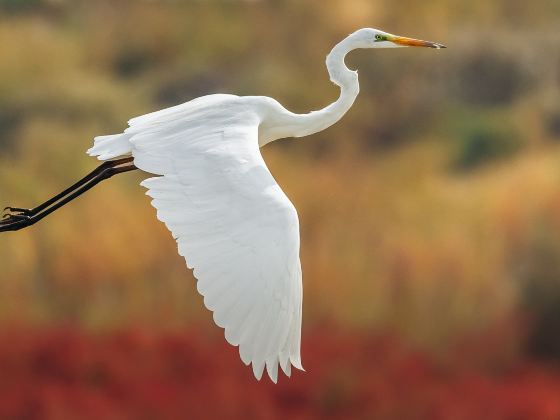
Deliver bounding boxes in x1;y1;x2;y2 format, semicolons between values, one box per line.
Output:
0;214;32;231
0;212;30;224
3;207;32;217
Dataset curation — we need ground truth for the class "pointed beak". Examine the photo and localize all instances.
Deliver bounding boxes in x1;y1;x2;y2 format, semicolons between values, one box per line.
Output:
389;35;446;49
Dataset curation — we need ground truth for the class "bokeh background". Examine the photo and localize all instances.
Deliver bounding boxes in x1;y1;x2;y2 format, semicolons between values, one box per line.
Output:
0;0;559;418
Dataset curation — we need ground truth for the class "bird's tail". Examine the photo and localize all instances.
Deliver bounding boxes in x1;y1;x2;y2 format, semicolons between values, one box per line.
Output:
87;133;133;161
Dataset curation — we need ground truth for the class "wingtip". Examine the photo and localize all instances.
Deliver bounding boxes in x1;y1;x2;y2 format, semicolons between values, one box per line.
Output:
282;362;292;377
266;359;279;384
252;360;265;381
290;355;304;371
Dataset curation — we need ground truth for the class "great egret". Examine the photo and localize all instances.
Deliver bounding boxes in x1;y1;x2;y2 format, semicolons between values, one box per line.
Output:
0;28;445;382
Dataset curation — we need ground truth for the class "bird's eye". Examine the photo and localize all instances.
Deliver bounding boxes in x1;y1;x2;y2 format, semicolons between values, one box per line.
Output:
375;34;384;41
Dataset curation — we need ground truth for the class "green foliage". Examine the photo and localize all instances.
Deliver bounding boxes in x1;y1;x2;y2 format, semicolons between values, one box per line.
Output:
112;47;155;79
0;0;42;13
451;114;523;171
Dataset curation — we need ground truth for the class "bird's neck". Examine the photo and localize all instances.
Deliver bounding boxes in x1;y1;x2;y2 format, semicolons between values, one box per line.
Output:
291;36;360;138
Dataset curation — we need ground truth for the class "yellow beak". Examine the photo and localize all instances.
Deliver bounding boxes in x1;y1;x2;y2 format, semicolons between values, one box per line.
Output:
390;35;446;49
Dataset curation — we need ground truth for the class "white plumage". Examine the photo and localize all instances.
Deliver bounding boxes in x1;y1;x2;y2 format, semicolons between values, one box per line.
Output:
86;28;445;382
90;94;304;382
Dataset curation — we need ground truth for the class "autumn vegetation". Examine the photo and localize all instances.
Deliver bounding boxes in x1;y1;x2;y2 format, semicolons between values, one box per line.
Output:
0;0;559;418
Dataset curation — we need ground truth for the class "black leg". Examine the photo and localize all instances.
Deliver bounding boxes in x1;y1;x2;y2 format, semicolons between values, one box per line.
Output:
0;159;138;233
3;156;134;218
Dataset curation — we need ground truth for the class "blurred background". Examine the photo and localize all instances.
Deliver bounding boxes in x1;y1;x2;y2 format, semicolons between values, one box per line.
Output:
0;0;559;418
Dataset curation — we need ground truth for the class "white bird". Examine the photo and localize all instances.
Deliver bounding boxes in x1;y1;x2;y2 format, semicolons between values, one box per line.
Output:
0;28;445;382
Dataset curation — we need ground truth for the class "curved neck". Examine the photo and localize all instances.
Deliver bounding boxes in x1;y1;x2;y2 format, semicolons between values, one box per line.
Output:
291;35;360;138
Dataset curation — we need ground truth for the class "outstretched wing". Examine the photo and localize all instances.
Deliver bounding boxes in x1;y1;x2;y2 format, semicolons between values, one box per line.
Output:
128;96;303;382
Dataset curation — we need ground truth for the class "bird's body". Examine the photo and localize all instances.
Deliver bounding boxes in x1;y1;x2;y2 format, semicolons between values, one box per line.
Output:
85;31;374;382
1;28;445;382
90;92;305;382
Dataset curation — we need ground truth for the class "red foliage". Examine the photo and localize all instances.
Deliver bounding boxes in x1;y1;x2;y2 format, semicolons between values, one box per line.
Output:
0;326;558;419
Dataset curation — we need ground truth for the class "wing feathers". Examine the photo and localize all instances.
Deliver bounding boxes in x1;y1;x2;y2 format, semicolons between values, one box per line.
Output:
132;97;303;382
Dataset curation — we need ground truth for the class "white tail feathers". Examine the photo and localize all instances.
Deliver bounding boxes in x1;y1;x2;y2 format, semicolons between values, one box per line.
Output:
87;133;133;161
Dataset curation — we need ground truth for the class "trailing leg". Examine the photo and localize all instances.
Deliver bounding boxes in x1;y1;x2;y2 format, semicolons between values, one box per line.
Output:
0;158;137;232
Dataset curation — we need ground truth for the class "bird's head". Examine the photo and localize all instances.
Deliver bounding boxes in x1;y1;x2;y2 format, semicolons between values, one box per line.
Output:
350;28;446;49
